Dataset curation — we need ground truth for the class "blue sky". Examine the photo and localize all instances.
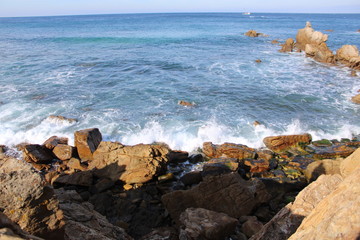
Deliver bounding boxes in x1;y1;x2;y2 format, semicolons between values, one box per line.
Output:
1;0;359;17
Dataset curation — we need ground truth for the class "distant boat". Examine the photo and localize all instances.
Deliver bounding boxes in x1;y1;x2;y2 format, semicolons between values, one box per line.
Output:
242;12;251;15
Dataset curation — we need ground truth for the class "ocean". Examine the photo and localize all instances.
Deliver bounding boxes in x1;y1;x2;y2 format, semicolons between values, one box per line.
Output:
0;13;359;151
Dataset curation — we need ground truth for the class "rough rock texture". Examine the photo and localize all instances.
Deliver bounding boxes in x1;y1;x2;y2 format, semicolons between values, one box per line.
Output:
279;38;295;52
89;141;170;184
74;128;102;162
263;134;312;153
178;208;238;240
241;216;264;238
245;30;266;37
162;173;271;224
202;142;256;160
52;144;73;161
340;147;360;177
313;144;355;159
53;171;94;187
304;159;341;182
336;45;359;63
0;156;132;240
351;94;360;104
304;42;335;63
244;158;270;173
22;144;54;163
250;174;343;240
46;115;78;124
43;136;68;150
289;168;360;239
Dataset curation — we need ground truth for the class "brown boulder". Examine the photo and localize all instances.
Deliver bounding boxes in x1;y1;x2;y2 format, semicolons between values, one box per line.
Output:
336;45;359;63
53;144;74;161
295;22;328;51
162;173;271;224
250;174;343;240
179;208;238;240
241;216;264;238
304;42;335;63
47;115;78;124
74;128;102;162
53;171;93;187
279;38;295;52
303;159;341;182
313;144;355;159
43;136;68;150
202;142;256;159
206;158;239;171
23;144;54;163
178;100;195;107
271;40;280;44
89;141;170;184
351;94;360;104
244;158;270;173
263;134;312;153
245;30;266;37
340;147;360;177
66;158;87;171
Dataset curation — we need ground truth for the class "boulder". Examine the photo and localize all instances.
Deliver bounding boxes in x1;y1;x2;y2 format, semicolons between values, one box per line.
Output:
22;144;54;163
47;115;78;124
340;147;360;177
167;150;189;163
66;158;87;171
179;208;238;240
304;159;341;182
241;216;264;238
250;174;343;240
336;45;359;63
245;30;265;37
351;94;360;104
244;158;270;173
178;100;195;107
43;136;69;150
89;141;170;184
205;158;239;171
304;42;335;63
202;142;256;160
263;134;312;153
162;173;271;224
289;168;360;239
180;171;203;186
295;22;328;51
53;144;74;161
271;40;280;44
279;38;295;52
53;171;94;187
74;128;102;162
313;144;355;159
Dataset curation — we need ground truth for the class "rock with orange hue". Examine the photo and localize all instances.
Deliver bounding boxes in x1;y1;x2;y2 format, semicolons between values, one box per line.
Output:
43;136;69;150
22;144;54;163
53;144;74;161
313;144;355;159
244;158;270;173
47;115;78;124
245;30;260;37
179;208;238;240
89;141;171;184
305;42;335;63
263;134;312;153
202;142;256;160
279;38;295;52
351;94;360;104
178;100;195;107
74;128;102;162
205;158;239;171
340;147;360;177
336;45;359;63
304;159;341;182
271;40;280;44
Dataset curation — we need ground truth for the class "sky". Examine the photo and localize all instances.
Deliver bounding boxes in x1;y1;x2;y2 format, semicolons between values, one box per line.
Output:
0;0;359;17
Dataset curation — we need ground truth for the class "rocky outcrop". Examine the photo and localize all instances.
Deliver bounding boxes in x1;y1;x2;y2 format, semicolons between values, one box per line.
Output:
74;128;102;162
279;38;295;52
351;94;360;104
263;134;312;153
303;159;341;182
241;216;264;238
43;136;68;150
162;173;271;224
336;45;360;70
202;142;256;160
178;208;238;240
89;141;170;184
340;147;360;177
245;30;267;37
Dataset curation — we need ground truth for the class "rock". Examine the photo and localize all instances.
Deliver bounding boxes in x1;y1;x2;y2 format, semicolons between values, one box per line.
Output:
178;100;195;107
271;40;280;44
180;171;203;186
179;208;238;240
324;29;334;32
53;144;74;161
340;147;360;177
90;178;115;194
244;158;270;173
202;142;256;160
304;42;335;63
263;134;312;153
289;168;360;239
89;141;170;184
304;159;341;182
162;173;271;224
42;136;69;150
22;144;54;163
250;174;343;240
66;158;87;171
47;115;78;124
313;144;355;159
312;139;332;147
245;30;263;37
279;38;295;52
0;156;132;239
158;173;174;182
241;216;264;238
253;120;262;126
295;22;328;51
139;227;178;240
255;59;262;63
53;171;94;187
206;158;239;171
188;153;204;164
336;45;359;63
351;94;360;104
201;163;233;177
351;70;357;76
167;150;189;163
0;212;42;240
74;128;102;162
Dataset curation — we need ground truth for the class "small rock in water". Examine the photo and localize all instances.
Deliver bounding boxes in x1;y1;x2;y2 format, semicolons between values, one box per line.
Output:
178;100;195;107
253;120;262;126
255;59;262;63
351;70;357;77
271;40;280;44
324;29;334;32
351;94;360;104
47;115;78;124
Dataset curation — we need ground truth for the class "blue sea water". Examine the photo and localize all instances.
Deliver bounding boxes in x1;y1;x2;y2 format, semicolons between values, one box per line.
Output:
0;13;359;151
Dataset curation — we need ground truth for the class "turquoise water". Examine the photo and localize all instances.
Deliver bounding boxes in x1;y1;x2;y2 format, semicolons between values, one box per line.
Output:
0;13;359;151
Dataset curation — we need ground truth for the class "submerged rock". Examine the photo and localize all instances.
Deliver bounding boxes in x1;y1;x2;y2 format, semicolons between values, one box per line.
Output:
47;115;78;124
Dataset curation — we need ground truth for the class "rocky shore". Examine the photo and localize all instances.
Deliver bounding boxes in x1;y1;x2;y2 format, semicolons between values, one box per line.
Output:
1;126;360;239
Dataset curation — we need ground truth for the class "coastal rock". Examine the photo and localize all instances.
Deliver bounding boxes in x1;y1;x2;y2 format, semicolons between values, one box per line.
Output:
303;159;341;182
304;42;335;63
205;158;239;171
202;142;256;160
241;216;264;238
167;150;189;163
53;171;94;187
351;94;360;104
23;144;54;163
263;134;312;153
66;157;87;171
271;40;280;44
0;212;42;240
53;144;74;161
289;167;360;239
250;174;343;240
74;128;102;162
313;144;355;159
178;100;195;107
295;22;328;51
179;208;238;240
340;147;360;177
43;136;68;150
180;171;203;186
89;141;170;184
336;45;359;63
162;173;271;224
244;158;270;173
255;59;262;63
279;38;295;52
245;30;266;37
47;115;78;124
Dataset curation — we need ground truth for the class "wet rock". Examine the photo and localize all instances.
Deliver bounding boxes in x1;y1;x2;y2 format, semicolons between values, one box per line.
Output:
351;93;360;104
178;100;195;107
305;42;335;63
179;208;238;240
324;29;334;32
313;144;355;159
167;150;189;163
53;144;74;161
245;30;265;37
312;139;332;147
180;171;203;186
23;144;54;163
201;163;233;177
188;153;204;164
66;158;87;171
350;70;357;76
203;142;256;160
255;59;262;63
206;158;239;171
279;38;295;52
250;174;343;240
74;128;102;162
241;216;264;238
43;136;69;150
158;173;174;182
53;171;94;187
263;134;312;153
244;158;270;173
89;141;170;184
47;115;78;124
162;173;271;224
336;45;359;63
304;159;341;182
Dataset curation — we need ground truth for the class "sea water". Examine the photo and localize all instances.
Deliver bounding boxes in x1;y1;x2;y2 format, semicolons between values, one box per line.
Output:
0;13;359;151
